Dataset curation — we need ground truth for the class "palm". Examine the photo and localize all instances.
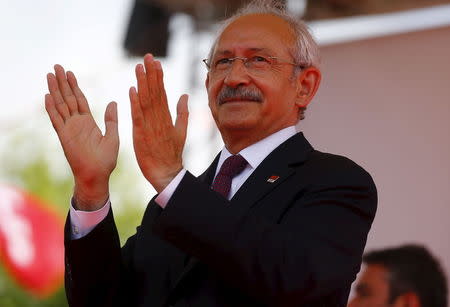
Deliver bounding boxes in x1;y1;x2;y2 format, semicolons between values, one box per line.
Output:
45;65;119;208
59;113;118;181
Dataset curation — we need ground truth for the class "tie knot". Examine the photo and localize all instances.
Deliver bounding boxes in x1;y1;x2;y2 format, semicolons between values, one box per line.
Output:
219;154;248;177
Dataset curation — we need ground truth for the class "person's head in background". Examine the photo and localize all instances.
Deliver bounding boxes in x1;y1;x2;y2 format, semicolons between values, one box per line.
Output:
348;244;447;307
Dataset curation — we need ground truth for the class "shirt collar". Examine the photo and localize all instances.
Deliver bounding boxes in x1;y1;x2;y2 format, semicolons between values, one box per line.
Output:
216;126;298;174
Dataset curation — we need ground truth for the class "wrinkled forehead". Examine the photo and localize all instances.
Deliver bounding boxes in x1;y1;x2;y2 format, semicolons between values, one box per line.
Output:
213;13;296;57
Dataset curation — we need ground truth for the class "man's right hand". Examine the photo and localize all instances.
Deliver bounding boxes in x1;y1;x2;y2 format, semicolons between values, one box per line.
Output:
45;65;119;211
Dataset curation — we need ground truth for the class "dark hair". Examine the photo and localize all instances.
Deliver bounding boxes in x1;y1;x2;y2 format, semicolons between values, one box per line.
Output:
363;244;448;307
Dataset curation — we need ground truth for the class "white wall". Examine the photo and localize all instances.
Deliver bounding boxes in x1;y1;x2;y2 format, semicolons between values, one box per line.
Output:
301;25;450;288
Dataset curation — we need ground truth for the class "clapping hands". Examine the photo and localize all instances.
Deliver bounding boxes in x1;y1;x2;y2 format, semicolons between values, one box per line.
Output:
45;54;188;210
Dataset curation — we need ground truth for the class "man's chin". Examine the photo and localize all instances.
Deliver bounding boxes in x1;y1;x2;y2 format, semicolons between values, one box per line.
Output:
217;119;259;132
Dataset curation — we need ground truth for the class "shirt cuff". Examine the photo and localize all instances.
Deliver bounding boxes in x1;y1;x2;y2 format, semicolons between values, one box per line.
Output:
155;169;187;209
69;198;110;240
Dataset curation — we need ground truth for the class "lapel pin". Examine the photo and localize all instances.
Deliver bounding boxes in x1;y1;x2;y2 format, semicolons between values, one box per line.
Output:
267;175;280;183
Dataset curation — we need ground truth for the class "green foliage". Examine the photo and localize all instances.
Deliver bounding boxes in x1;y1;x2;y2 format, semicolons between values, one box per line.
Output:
0;264;67;307
0;127;148;306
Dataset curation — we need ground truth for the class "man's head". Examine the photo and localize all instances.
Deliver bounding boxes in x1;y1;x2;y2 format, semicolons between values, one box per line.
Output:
204;0;321;151
348;244;448;307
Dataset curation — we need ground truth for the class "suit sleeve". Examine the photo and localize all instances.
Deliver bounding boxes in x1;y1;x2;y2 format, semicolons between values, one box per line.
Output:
152;155;377;306
64;208;142;307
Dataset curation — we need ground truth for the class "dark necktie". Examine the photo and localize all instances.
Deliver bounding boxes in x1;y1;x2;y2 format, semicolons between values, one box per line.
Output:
211;154;248;198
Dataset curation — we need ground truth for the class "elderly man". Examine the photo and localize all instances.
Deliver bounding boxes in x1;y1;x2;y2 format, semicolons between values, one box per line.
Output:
348;245;448;307
45;0;377;306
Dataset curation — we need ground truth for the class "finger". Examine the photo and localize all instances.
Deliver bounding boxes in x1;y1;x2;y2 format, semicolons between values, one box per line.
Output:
54;64;78;115
129;86;144;128
135;63;152;117
143;54;158;104
174;94;189;143
47;72;70;121
66;70;91;114
104;101;119;144
44;94;65;132
154;60;169;111
148;58;172;125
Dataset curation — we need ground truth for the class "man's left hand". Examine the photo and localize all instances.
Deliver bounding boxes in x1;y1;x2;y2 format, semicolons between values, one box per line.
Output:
129;54;189;193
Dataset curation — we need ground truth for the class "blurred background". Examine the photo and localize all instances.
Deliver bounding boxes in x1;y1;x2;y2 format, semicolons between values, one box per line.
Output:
0;0;449;305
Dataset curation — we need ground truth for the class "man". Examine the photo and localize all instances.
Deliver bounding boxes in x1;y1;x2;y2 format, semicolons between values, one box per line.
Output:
348;245;448;307
45;0;377;306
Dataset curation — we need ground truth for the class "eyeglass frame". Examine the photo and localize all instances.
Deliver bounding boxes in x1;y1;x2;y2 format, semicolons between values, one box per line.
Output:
202;56;305;73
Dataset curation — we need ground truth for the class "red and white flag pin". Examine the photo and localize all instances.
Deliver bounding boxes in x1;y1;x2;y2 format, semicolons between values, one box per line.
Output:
267;175;280;183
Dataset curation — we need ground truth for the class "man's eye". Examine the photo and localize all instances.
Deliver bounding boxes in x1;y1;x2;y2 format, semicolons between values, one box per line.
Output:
252;56;269;63
216;58;232;66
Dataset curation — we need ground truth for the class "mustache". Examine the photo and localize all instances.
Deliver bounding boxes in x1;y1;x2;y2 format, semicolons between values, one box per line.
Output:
217;86;263;105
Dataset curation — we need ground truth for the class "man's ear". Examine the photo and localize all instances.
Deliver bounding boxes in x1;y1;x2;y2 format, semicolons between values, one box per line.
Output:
392;292;421;307
295;67;321;109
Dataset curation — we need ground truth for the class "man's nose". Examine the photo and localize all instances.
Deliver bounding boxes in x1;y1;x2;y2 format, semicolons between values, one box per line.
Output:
223;60;251;88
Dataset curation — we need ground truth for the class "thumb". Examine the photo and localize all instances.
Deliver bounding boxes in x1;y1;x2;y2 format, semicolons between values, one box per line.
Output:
175;94;189;141
104;101;119;141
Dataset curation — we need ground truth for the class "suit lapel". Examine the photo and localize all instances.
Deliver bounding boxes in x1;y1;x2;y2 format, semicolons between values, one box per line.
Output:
230;132;313;213
198;153;220;185
229;163;295;212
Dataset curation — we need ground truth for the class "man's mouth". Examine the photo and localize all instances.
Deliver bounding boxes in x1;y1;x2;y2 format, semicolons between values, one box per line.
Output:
220;97;261;105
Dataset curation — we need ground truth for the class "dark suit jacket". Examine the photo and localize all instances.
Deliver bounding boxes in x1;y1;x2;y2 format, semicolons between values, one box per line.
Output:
64;133;377;307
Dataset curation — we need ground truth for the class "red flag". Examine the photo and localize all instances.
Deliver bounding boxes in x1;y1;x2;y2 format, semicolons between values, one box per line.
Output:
0;185;64;297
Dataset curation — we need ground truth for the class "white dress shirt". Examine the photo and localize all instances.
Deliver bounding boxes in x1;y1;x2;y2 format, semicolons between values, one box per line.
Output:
70;126;298;239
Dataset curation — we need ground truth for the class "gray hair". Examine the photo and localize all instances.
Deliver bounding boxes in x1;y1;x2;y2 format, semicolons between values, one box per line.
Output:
207;0;321;69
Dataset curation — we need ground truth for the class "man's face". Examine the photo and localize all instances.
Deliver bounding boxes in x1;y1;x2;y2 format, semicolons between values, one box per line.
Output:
348;264;393;307
205;13;305;144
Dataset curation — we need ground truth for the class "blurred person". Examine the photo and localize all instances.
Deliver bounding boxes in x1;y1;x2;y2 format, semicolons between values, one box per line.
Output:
44;0;377;306
348;244;448;307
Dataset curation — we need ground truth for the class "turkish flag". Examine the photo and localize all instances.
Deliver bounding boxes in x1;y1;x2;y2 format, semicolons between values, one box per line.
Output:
0;185;64;298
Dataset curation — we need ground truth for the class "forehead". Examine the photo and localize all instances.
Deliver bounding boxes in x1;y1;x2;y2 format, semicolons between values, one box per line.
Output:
358;264;390;290
214;13;295;55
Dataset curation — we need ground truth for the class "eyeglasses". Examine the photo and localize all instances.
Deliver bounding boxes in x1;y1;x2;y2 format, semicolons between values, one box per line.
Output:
202;55;304;76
